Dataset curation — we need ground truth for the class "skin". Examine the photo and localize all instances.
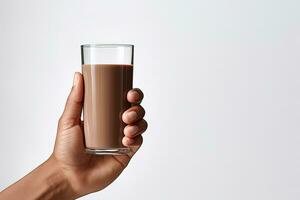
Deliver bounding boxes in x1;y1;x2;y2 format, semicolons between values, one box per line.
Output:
0;72;148;200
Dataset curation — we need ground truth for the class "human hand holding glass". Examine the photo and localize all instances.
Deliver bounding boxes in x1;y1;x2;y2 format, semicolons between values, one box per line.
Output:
0;72;147;199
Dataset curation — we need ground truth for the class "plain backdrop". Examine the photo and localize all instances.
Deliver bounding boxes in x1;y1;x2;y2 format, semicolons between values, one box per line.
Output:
0;0;300;199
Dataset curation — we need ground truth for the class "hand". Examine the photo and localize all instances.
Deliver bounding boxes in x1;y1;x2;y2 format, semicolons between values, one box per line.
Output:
52;72;147;198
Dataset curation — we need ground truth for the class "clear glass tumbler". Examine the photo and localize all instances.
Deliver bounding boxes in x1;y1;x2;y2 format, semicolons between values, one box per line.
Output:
81;44;134;155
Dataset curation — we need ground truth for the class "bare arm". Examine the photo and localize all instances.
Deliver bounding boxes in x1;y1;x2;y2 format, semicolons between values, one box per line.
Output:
0;72;147;199
1;158;74;200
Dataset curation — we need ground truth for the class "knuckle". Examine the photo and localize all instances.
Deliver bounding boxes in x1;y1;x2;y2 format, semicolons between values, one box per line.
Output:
138;120;148;133
139;136;144;145
133;88;144;97
139;106;146;117
143;120;148;129
131;88;144;102
58;117;78;130
134;105;145;115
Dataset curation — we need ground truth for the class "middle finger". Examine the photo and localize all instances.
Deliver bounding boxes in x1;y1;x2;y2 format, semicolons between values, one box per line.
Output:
122;105;145;124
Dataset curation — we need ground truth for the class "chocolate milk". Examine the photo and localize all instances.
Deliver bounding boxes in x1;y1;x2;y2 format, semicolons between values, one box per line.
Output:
82;64;133;149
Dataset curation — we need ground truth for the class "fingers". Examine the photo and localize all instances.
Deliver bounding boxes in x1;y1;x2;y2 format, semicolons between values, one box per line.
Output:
59;72;83;128
122;119;147;156
124;119;148;138
112;136;143;168
127;88;144;104
123;135;143;158
120;88;146;158
122;105;145;124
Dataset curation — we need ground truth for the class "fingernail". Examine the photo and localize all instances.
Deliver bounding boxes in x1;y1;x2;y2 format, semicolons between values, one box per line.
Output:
131;90;139;97
126;111;138;121
132;91;140;101
73;73;78;86
126;137;135;145
128;126;139;135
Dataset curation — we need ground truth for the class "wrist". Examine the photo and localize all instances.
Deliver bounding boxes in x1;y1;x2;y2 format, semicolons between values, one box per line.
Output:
0;156;77;200
43;156;77;199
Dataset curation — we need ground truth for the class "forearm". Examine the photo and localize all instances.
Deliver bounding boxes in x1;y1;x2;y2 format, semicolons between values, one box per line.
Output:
0;156;75;200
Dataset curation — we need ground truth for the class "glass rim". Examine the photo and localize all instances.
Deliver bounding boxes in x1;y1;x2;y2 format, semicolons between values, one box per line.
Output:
81;44;134;48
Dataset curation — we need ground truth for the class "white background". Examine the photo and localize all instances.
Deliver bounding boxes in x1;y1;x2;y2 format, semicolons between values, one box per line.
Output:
0;0;300;199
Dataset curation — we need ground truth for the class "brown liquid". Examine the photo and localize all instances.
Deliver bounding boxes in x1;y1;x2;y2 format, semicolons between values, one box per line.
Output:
82;64;133;149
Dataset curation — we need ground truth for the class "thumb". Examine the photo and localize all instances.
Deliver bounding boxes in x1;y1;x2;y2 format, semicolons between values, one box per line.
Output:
59;72;83;127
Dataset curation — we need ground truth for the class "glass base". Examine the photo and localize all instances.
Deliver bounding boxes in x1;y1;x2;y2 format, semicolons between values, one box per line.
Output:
85;147;130;155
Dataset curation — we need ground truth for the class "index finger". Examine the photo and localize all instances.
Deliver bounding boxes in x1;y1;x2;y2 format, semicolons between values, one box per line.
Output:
127;88;144;104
